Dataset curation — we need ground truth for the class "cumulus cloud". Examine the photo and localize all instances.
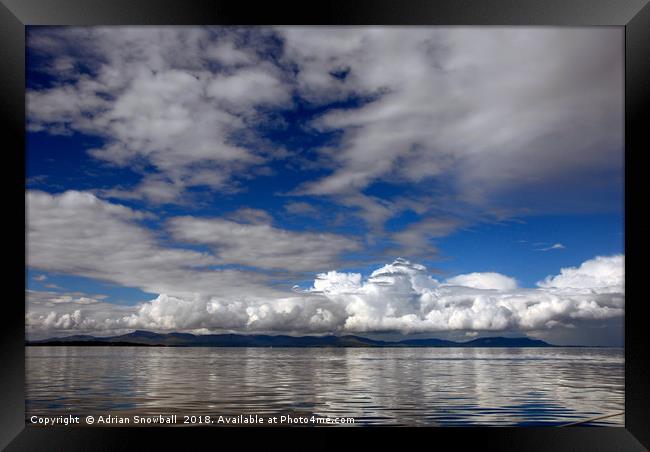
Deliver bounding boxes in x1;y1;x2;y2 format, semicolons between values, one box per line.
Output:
27;291;137;336
294;256;623;333
27;256;624;339
445;272;518;291
537;255;624;291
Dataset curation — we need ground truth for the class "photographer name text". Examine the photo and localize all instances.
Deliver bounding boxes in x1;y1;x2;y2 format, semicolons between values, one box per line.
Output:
30;414;355;425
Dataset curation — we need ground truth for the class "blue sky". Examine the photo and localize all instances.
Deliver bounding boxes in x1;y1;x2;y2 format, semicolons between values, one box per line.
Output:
25;27;624;344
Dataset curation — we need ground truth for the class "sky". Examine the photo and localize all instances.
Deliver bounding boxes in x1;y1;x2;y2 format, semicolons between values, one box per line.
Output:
25;26;625;345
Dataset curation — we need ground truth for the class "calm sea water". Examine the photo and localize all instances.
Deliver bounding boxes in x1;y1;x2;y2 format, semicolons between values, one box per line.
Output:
26;346;624;426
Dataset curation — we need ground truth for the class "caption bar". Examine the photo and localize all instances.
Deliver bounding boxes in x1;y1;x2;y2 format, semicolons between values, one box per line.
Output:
30;414;356;426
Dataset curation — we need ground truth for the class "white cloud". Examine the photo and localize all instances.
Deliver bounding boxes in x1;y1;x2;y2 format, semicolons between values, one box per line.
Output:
388;216;462;258
27;255;624;339
27;26;623;242
27;292;137;336
226;207;274;225
206;40;255;66
29;27;623;214
537;254;624;291
26;190;277;299
537;243;566;251
206;66;291;109
44;283;64;290
280;27;623;211
166;215;359;272
295;256;623;333
445;272;518;291
25;189;359;319
25;28;624;343
284;201;319;217
27;28;291;203
27;289;106;305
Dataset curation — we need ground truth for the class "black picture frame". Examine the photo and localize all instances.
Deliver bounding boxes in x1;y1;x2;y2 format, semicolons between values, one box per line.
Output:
2;0;648;450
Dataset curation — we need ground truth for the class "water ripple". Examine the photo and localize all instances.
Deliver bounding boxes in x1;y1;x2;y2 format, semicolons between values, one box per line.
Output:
26;347;623;426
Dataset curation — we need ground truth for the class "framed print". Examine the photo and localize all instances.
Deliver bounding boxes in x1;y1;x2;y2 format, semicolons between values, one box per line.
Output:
1;0;648;450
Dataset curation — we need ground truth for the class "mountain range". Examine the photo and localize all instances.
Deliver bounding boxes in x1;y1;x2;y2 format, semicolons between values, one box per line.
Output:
27;330;554;347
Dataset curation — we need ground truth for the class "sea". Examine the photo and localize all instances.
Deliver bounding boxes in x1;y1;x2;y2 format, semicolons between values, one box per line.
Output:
25;346;624;427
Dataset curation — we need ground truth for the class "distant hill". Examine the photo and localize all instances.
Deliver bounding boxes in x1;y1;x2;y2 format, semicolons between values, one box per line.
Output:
27;330;553;348
461;336;550;347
